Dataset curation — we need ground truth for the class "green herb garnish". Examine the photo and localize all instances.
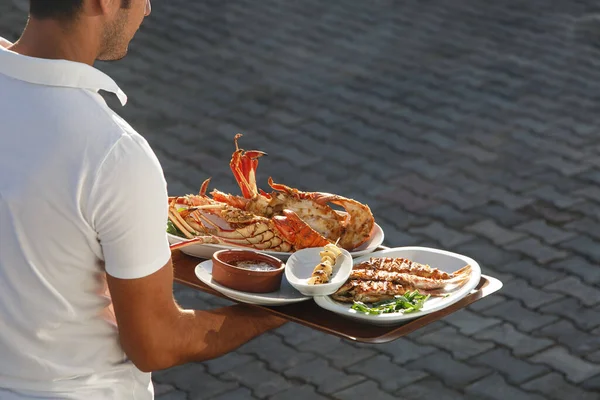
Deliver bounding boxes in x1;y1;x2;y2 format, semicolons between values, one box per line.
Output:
166;220;186;238
350;290;430;315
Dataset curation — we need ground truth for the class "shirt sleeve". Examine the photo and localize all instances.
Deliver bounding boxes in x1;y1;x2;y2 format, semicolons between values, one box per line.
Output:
88;134;171;279
0;37;11;49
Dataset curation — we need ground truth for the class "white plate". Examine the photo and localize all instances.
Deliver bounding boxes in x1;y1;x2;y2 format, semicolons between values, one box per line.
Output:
194;260;311;306
313;247;482;326
169;223;385;260
285;247;353;296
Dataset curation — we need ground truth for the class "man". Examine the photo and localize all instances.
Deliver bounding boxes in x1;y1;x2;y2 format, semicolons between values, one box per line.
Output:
0;1;286;398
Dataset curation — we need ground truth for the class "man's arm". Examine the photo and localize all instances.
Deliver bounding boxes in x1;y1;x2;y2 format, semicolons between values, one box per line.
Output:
90;134;286;372
107;258;286;372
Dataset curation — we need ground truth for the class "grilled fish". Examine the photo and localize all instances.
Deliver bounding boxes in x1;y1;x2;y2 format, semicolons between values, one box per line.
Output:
354;257;455;280
332;257;472;303
350;265;471;290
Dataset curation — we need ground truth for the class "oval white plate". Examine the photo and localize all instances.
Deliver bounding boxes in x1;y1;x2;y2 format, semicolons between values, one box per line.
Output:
285;247;353;296
194;260;310;306
313;247;482;326
169;223;385;260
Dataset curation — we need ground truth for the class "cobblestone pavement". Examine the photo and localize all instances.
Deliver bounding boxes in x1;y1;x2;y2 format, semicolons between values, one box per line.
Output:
4;0;600;399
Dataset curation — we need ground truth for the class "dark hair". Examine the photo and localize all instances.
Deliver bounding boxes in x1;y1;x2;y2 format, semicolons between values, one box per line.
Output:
29;0;84;20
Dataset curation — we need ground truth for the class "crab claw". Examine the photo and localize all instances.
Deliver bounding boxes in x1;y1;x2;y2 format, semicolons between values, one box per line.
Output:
230;133;266;199
272;209;330;249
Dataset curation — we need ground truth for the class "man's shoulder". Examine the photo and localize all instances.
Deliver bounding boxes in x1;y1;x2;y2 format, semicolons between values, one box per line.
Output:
16;81;155;171
57;89;129;137
43;87;148;156
95;114;162;179
4;74;125;135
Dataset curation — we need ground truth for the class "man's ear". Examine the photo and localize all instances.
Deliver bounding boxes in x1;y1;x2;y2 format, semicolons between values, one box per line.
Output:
82;0;120;17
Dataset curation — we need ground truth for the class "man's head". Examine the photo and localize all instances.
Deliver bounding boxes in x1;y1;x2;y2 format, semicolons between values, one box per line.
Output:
30;0;84;20
28;0;151;61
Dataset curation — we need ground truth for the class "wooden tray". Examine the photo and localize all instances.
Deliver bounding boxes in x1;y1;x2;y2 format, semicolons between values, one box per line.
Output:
172;250;503;344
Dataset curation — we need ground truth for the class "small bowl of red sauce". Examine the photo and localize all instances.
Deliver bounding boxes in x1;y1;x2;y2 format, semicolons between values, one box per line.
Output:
211;249;286;293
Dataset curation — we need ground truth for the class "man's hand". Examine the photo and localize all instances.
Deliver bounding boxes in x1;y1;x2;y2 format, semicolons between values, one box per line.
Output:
107;258;287;372
0;37;13;49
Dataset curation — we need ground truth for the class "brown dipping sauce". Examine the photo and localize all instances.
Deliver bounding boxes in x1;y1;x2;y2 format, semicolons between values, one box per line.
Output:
232;260;278;271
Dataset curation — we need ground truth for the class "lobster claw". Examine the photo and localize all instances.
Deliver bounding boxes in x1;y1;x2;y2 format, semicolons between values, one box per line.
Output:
230;133;266;199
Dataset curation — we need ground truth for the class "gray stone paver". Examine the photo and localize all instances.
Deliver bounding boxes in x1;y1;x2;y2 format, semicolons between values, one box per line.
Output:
331;381;401;400
501;259;566;287
470;348;549;384
539;298;600;331
283;358;366;394
523;372;600;400
268;385;329;400
415;327;495;361
465;373;547;400
238;331;316;371
220;360;293;398
473;323;554;357
500;278;563;309
405;351;492;388
534;320;600;358
3;0;600;398
482;300;558;333
544;276;600;306
529;346;600;383
400;377;485;400
345;355;428;392
203;387;257;400
155;390;187;400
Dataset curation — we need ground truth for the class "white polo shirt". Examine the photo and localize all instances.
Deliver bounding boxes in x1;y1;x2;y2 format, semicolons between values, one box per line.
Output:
0;42;171;398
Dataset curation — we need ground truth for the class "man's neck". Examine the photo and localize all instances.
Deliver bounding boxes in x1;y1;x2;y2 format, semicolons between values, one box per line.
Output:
9;18;98;66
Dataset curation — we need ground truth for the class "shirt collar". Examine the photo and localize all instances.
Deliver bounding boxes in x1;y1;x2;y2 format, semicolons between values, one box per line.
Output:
0;46;127;105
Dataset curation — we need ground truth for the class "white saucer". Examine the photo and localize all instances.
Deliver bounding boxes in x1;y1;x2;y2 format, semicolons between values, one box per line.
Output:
194;260;311;306
285;247;353;296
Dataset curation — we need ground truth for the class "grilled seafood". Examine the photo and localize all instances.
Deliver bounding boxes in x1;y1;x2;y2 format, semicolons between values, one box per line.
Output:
332;257;472;303
168;179;328;252
169;134;376;252
354;257;456;279
332;280;445;303
308;243;342;285
211;134;375;250
349;265;471;291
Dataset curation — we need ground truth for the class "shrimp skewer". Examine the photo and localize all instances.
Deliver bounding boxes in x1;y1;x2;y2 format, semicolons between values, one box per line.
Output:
307;242;342;285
